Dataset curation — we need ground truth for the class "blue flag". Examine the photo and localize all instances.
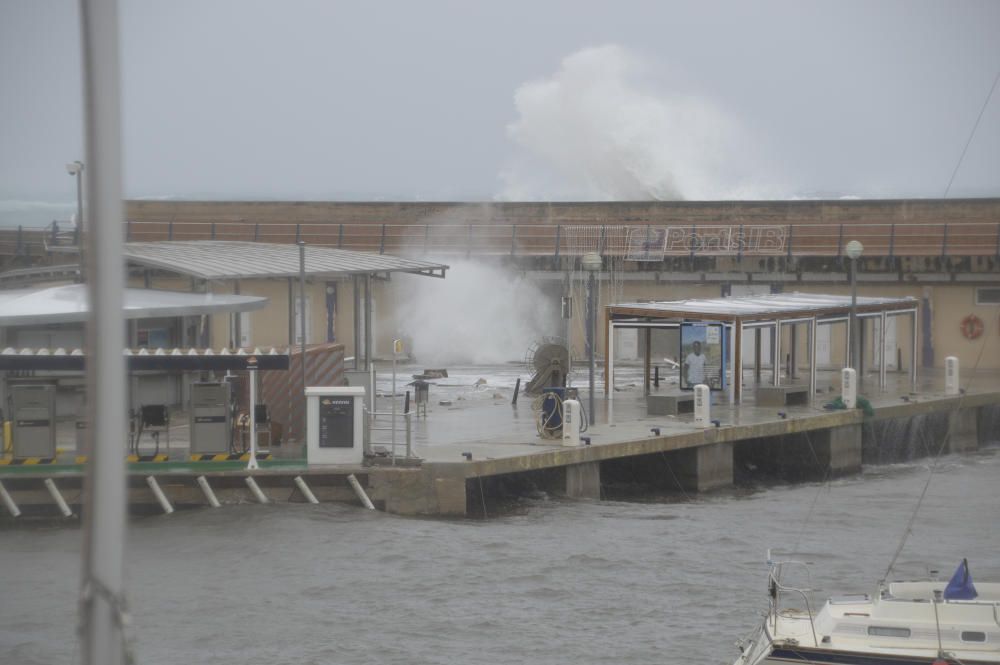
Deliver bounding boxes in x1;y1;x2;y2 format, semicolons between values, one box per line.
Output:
943;558;978;600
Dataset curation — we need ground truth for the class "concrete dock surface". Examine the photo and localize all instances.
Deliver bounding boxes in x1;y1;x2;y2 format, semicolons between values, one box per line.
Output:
2;364;997;517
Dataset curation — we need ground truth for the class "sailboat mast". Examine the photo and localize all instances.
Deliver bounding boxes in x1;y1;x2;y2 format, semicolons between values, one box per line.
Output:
78;0;129;663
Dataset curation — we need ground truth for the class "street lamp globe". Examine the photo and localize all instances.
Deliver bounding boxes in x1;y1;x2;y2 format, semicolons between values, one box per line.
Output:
581;251;602;272
845;240;864;260
66;161;83;176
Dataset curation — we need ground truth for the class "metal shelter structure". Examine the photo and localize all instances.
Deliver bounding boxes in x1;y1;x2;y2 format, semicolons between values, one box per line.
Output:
605;293;919;403
118;241;449;371
0;283;275;421
0;283;268;326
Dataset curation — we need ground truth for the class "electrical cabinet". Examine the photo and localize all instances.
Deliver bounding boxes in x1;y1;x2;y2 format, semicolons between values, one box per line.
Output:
306;386;364;465
11;384;56;458
190;381;230;454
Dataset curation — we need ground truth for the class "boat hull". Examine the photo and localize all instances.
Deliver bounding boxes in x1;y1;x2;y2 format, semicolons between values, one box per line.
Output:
764;646;998;665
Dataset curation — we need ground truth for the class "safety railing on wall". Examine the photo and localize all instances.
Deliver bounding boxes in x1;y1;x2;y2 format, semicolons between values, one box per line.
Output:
2;219;1000;259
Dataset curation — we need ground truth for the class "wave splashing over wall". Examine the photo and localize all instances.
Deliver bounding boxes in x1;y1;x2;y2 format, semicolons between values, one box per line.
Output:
500;44;775;201
395;261;558;365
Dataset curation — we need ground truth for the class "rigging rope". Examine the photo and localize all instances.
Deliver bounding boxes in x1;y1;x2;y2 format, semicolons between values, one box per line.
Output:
943;68;1000;198
880;333;990;585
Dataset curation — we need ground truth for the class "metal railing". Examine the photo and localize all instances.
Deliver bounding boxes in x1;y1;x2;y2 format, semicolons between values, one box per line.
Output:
767;556;819;647
364;407;413;464
2;219;1000;259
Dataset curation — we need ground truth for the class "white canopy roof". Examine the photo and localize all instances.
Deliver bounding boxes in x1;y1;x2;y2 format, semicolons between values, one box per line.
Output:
122;241;449;280
0;284;268;326
610;292;917;322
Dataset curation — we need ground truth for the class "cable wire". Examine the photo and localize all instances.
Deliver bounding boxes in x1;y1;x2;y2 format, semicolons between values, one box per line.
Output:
880;332;989;585
943;68;1000;198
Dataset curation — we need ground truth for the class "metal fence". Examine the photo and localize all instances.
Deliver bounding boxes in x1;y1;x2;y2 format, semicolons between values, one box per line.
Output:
3;219;1000;259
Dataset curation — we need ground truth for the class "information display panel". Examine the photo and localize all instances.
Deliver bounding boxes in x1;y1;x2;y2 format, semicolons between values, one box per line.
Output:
318;396;354;448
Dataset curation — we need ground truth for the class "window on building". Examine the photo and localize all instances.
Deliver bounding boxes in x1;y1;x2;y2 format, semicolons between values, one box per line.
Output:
975;287;1000;305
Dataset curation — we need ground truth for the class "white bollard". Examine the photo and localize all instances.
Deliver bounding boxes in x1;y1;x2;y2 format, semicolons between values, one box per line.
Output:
44;478;73;517
293;475;320;504
244;476;269;504
945;356;959;395
562;399;581;447
145;476;174;515
842;368;857;409
196;475;221;508
0;480;21;517
694;384;710;427
347;473;376;510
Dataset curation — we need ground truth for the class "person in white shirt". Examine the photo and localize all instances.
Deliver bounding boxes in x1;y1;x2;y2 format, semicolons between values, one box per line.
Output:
684;340;706;386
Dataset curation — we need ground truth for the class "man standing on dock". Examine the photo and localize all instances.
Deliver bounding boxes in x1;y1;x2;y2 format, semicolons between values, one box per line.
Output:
684;341;706;387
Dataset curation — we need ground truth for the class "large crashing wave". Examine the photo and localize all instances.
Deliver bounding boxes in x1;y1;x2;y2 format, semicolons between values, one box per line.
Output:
498;44;782;201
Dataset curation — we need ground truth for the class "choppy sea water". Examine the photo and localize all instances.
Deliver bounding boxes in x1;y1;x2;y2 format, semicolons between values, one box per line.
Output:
1;448;998;665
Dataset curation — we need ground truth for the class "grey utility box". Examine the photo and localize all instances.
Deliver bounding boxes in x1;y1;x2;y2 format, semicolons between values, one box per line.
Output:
189;381;230;454
11;384;56;459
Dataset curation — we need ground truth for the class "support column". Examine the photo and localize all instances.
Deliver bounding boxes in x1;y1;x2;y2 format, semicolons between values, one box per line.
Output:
754;327;761;383
790;324;798;380
773;321;781;387
232;279;241;348
605;318;615;399
728;322;736;405
673;442;734;492
844;318;851;372
369;464;468;517
828;423;863;475
643;328;651;396
910;309;918;393
948;408;979;453
565;462;601;499
364;274;373;370
734;321;743;403
352;275;361;370
808;317;817;399
287;277;294;350
879;311;888;392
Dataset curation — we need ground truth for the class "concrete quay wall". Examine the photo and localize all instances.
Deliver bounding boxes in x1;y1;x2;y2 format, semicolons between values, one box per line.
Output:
1;395;996;520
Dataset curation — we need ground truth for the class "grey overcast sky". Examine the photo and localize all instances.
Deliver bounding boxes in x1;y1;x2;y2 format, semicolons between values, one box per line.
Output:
1;0;999;210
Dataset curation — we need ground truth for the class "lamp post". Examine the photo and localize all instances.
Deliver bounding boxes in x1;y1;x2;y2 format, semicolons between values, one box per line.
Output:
66;161;84;240
582;251;602;425
846;240;864;375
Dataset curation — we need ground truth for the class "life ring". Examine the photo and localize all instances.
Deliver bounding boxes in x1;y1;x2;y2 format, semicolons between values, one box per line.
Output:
960;314;984;340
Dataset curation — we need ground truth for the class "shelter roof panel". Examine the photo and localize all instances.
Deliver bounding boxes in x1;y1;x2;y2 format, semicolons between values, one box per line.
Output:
609;292;916;322
0;284;268;327
122;241;449;280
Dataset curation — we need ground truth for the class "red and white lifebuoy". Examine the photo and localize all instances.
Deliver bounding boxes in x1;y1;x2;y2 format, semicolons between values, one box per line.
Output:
960;314;984;340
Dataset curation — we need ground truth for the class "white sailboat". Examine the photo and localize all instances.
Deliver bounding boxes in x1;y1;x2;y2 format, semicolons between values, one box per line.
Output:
734;557;1000;665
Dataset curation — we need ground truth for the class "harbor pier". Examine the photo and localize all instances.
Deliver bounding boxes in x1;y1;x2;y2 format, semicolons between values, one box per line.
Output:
2;369;996;518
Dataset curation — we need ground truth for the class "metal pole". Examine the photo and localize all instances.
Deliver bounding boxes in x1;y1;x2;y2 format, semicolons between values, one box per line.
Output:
879;311;888;392
773;322;781;387
75;167;85;277
78;0;128;662
247;360;258;470
353;275;360;370
391;342;397;461
298;242;307;403
587;271;595;425
809;317;818;400
850;257;859;373
910;310;918;392
564;271;571;385
364;274;373;371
